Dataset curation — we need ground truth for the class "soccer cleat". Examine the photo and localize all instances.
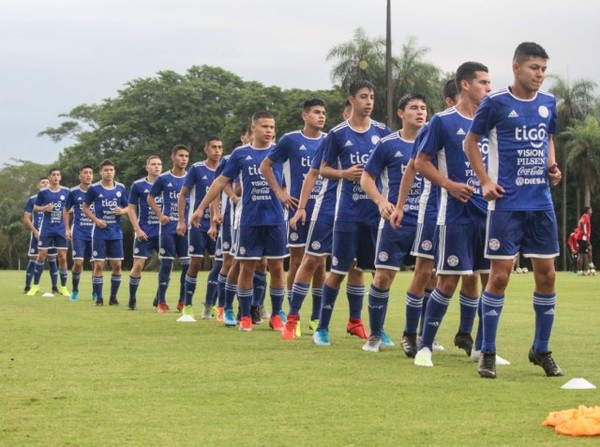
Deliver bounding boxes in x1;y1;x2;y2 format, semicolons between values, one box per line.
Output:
152;296;158;307
58;286;70;297
157;302;169;313
346;318;368;339
92;292;97;302
26;285;40;296
239;316;252;331
127;299;137;311
258;305;270;321
381;331;395;347
52;286;60;295
177;306;196;322
201;303;212;320
295;318;302;337
432;339;445;351
250;306;263;324
313;328;330;346
23;286;30;294
470;349;511;366
269;314;284;332
414;347;434;367
211;305;218;319
177;300;185;313
308;319;319;332
401;334;418;358
454;331;473;356
216;306;224;323
95;298;104;307
70;290;79;302
223;309;237;327
282;315;299;340
278;309;287;324
528;347;564;377
108;296;119;306
478;351;497;378
362;335;382;352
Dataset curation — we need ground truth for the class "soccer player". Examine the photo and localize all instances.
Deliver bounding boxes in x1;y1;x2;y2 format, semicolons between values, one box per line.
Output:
23;176;59;294
314;79;392;346
190;111;288;332
575;206;593;274
360;93;427;352
65;165;95;301
567;227;579;273
83;159;129;306
260;98;327;334
127;155;163;310
177;136;223;321
464;42;563;378
412;62;492;368
27;168;71;297
148;144;190;313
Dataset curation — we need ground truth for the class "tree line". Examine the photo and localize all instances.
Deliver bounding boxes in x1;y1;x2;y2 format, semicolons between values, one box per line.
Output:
1;29;598;271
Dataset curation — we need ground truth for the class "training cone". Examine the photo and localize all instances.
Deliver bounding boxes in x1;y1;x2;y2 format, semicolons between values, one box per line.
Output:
561;378;596;390
42;292;54;297
176;314;197;323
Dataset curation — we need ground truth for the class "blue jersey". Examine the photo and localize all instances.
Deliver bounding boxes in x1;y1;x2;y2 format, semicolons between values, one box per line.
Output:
221;144;284;227
129;178;160;239
35;186;70;236
150;170;187;234
66;186;94;240
418;107;488;225
365;132;420;229
85;181;128;240
309;140;337;223
470;88;558;211
411;126;438;224
321;120;391;223
24;195;43;230
268;130;326;219
216;155;234;228
184;161;216;229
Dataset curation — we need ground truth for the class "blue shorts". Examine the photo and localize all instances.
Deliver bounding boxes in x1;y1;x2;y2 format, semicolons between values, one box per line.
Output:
28;235;58;257
133;236;159;259
288;220;309;248
375;225;416;271
331;220;378;274
411;222;437;260
235;224;289;260
220;217;233;255
188;227;216;258
436;221;489;275
485;209;559;259
305;219;333;257
72;237;93;261
38;233;68;250
92;238;124;261
159;230;189;260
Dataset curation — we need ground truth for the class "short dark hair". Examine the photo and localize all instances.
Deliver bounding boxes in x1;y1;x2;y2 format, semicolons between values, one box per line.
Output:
39;176;49;182
302;98;326;112
513;42;549;64
397;93;426;111
205;136;221;146
348;79;375;97
99;159;115;170
79;164;94;172
171;144;190;156
443;79;459;102
240;123;252;136
48;167;60;175
584;206;592;214
252;110;274;122
145;155;161;165
456;62;488;92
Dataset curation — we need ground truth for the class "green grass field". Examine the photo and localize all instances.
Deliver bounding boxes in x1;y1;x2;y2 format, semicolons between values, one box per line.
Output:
1;270;599;446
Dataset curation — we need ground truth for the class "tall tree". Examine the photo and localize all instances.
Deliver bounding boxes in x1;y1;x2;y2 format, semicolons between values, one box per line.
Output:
564;116;600;206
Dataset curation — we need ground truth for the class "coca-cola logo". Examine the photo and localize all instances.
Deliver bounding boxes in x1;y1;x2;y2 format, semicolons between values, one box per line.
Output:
517;166;545;176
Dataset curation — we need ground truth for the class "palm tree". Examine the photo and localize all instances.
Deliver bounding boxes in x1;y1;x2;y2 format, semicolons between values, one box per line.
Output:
564;116;600;206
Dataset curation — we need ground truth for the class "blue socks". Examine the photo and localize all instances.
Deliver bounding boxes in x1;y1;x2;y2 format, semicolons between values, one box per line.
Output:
289;282;310;316
368;284;389;337
270;287;285;316
311;287;322;321
318;284;340;330
184;274;197;306
224;281;237;310
481;291;505;353
110;274;121;298
458;292;479;335
238;288;253;317
217;273;227;308
129;275;140;301
533;292;556;353
420;288;451;350
157;259;173;304
252;272;267;307
346;285;365;320
404;292;423;335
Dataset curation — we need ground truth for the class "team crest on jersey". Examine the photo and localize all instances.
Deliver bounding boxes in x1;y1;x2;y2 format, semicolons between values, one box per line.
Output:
223;241;230;250
60;195;66;200
488;238;501;251
447;255;459;267
421;240;433;252
371;135;380;145
290;232;299;242
378;251;389;262
538;105;549;118
311;241;321;251
332;256;338;266
116;191;122;198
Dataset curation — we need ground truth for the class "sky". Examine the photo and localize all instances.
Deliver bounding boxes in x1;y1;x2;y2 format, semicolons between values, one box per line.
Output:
1;0;599;167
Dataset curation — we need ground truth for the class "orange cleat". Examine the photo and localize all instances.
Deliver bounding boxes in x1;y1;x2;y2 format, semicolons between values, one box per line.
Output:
282;314;299;340
216;306;224;322
269;314;284;332
347;318;368;339
239;316;252;332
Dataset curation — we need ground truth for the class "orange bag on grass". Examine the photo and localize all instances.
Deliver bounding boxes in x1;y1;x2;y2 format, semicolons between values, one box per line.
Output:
543;405;600;436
